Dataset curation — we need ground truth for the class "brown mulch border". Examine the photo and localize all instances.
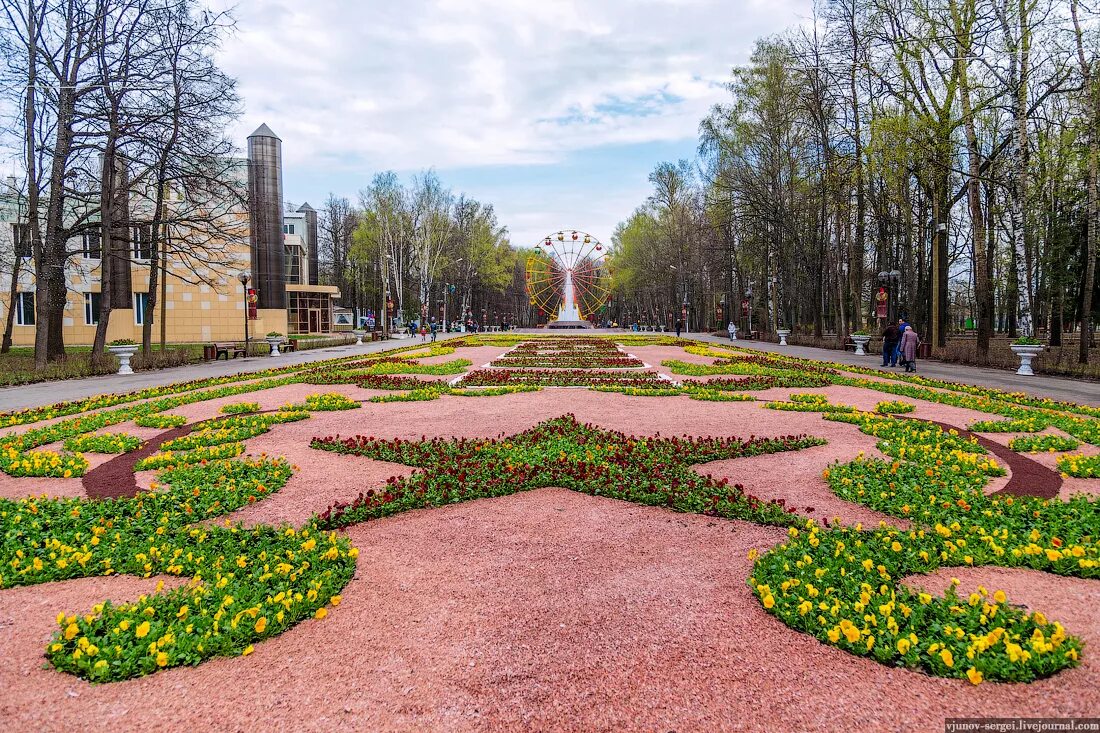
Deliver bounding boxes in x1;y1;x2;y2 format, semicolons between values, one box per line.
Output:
919;419;1062;499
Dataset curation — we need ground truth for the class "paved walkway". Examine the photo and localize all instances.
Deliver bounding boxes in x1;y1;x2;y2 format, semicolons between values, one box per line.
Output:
0;334;462;412
691;332;1100;407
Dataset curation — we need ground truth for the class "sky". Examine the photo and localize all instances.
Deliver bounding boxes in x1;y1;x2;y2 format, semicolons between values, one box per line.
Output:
215;0;813;248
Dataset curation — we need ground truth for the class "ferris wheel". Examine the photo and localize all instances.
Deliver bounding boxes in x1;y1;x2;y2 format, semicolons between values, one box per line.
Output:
525;230;612;322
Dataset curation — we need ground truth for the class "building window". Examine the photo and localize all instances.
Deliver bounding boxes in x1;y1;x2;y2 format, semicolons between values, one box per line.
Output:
84;292;101;325
287;291;332;334
12;223;30;258
284;244;302;285
131;224;153;260
81;227;102;259
134;292;149;325
14;291;34;325
283;224;295;235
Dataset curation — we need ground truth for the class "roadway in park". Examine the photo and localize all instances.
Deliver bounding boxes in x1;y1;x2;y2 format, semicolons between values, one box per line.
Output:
0;330;1095;413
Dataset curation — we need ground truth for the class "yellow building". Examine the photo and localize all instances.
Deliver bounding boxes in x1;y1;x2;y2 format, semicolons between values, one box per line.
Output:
0;124;339;346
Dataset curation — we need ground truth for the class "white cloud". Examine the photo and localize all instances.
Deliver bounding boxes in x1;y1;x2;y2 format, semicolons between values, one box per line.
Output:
215;0;811;171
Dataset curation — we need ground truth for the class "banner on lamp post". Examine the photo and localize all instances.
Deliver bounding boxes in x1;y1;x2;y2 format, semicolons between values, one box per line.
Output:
876;287;888;319
247;289;258;320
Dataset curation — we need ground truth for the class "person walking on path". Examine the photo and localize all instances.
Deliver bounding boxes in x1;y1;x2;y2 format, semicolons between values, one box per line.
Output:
895;318;909;366
881;322;900;367
429;320;437;343
900;325;921;372
675;319;683;338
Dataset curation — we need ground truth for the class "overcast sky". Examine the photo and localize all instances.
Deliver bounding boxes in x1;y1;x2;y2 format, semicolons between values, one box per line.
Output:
215;0;812;248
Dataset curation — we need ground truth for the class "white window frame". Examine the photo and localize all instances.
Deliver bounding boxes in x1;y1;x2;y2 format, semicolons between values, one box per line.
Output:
131;224;152;261
14;291;34;326
81;228;102;259
83;292;100;325
134;292;148;325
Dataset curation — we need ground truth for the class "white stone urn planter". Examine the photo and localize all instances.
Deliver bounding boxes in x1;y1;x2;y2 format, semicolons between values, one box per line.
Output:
353;330;366;345
266;337;282;356
1010;343;1043;376
851;334;871;356
107;344;138;375
776;329;791;346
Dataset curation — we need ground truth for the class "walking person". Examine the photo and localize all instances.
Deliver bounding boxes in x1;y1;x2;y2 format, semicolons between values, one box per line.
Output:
895;317;909;366
881;321;900;368
675;319;683;338
900;324;921;372
430;320;437;343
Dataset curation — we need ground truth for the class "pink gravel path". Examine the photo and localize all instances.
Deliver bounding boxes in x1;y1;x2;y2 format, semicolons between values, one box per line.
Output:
2;489;1096;732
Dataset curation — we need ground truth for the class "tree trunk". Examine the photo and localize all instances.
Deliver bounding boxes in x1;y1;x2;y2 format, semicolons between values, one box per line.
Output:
1071;0;1096;363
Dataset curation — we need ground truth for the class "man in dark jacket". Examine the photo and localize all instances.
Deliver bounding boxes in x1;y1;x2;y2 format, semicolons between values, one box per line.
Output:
881;322;900;367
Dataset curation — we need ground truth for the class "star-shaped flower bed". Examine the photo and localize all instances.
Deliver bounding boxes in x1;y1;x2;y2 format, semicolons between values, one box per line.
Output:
311;414;826;528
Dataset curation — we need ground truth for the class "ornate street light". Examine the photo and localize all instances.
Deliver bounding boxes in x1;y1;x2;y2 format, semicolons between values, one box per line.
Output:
237;272;251;357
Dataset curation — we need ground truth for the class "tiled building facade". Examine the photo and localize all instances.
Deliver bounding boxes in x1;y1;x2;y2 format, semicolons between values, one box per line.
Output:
0;124;338;346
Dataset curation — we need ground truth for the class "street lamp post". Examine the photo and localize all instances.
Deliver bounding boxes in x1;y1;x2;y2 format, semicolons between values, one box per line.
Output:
237;272;251;358
745;286;753;336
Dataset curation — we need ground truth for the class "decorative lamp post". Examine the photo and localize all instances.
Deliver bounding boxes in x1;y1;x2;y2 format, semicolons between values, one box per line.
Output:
744;286;753;337
237;271;251;358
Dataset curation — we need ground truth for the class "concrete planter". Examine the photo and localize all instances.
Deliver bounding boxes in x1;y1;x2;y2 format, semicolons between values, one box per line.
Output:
1010;344;1043;376
107;345;138;375
266;337;282;356
353;330;366;345
776;329;791;346
851;335;871;356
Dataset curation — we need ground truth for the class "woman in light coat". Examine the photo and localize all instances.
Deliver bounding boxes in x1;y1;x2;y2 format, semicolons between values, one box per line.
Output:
899;325;921;372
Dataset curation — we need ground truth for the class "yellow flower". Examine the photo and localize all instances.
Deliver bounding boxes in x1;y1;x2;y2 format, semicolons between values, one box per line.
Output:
63;623;79;640
254;617;267;633
135;621;150;639
762;594;775;609
966;667;983;685
156;652;168;667
330;595;342;606
314;607;328;620
993;590;1006;604
896;638;910;654
940;649;954;668
242;645;254;656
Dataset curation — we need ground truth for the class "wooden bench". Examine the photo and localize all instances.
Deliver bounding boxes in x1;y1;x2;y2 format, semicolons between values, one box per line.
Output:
843;336;857;352
213;342;247;360
282;340;297;353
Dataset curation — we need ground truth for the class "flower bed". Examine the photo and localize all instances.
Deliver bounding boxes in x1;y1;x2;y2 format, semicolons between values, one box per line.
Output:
135;442;246;471
312;414;825;528
220;402;260;415
750;411;1095;684
458;369;667;388
135;414;188;429
1057;454;1100;478
63;432;143;454
3;454;357;682
300;393;361;411
1009;435;1080;453
490;355;645;369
